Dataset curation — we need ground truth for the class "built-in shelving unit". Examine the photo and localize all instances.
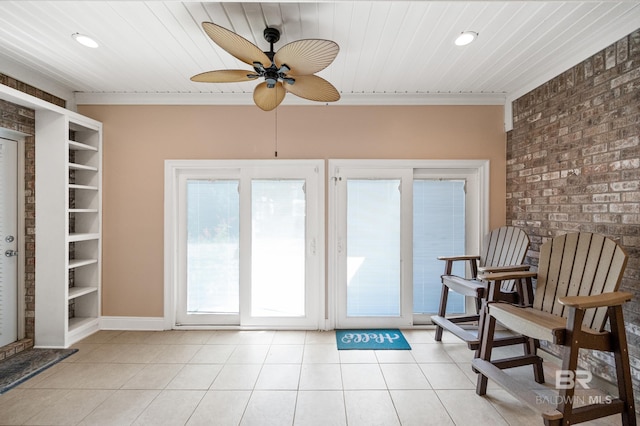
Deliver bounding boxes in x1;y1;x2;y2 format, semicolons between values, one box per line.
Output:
35;110;102;348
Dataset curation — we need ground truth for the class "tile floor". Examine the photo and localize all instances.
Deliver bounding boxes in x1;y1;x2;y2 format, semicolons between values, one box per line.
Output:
0;329;624;425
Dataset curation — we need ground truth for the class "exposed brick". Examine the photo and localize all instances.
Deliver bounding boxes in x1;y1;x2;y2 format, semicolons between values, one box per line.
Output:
610;159;640;171
610;203;640;214
611;136;639;150
592;193;620;203
623;192;640;202
593;151;620;164
611;181;640;191
623;214;640;224
617;38;629;63
611;68;640;89
507;30;640;415
586;183;609;193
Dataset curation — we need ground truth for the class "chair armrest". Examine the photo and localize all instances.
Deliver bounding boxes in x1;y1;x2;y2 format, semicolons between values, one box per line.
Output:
437;255;480;261
478;271;537;281
558;292;632;309
478;265;530;273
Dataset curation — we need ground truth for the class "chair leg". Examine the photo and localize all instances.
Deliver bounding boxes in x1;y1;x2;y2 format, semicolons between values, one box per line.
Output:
476;306;496;396
557;308;585;423
434;282;449;342
608;305;637;426
523;337;544;384
474;294;482;314
473;294;489;361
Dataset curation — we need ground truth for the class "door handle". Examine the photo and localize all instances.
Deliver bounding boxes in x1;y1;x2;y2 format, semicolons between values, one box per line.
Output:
4;250;18;257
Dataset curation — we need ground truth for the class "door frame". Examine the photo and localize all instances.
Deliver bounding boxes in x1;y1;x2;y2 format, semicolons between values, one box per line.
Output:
327;159;490;330
164;159;325;330
0;128;27;343
332;167;414;329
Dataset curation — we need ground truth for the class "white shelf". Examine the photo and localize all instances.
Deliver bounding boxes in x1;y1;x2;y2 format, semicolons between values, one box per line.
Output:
68;162;98;172
68;286;98;300
69;209;99;213
68;258;98;269
68;140;98;151
35;110;102;348
69;183;98;191
68;316;97;332
68;233;100;242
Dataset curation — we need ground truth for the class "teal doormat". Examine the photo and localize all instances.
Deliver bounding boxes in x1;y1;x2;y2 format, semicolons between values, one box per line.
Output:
336;329;411;350
0;348;77;394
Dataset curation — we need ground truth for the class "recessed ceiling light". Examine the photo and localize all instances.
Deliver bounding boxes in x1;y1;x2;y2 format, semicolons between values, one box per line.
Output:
72;33;99;48
455;31;478;46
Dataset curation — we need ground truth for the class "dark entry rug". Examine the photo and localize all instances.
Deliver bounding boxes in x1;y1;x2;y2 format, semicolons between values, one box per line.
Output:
0;348;77;394
336;329;411;350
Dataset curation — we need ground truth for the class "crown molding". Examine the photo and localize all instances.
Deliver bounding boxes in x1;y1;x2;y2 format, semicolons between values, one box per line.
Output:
73;91;506;107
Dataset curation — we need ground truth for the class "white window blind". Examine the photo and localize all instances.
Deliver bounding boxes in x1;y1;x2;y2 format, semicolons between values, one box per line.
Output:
413;179;466;314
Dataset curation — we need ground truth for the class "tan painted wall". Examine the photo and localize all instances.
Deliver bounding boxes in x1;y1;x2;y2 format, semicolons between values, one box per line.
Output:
78;104;507;317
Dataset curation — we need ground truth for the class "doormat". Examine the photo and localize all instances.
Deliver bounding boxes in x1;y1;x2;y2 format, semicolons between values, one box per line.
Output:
0;348;78;394
336;329;411;350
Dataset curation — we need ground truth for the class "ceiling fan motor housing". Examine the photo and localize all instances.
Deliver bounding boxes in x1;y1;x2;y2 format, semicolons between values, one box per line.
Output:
263;27;280;44
258;27;294;88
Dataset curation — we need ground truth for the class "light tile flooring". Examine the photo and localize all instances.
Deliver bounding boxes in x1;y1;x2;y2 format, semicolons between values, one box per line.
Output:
0;329;624;425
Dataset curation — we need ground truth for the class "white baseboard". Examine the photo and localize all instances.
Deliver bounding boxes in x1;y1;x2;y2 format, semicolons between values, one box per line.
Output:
100;316;166;331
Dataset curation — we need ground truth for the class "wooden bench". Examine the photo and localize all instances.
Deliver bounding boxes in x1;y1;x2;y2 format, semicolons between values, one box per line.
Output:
472;232;635;425
431;226;530;349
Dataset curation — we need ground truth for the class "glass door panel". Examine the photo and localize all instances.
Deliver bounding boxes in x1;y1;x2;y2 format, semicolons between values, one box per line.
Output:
347;179;401;317
251;180;306;317
179;179;240;325
413;180;466;315
334;168;413;329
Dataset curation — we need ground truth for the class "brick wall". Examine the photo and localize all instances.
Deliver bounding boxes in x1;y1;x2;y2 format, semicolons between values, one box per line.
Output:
0;75;66;359
507;29;640;411
0;73;66;109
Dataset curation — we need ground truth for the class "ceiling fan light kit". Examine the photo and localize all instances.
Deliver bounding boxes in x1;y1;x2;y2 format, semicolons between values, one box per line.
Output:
191;22;340;111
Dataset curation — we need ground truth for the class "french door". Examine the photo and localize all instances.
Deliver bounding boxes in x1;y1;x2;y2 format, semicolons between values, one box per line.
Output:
333;168;414;328
167;159;487;329
166;160;323;328
330;160;486;329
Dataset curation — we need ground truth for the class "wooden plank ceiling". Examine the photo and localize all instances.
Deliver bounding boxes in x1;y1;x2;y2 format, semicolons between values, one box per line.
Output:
0;1;638;105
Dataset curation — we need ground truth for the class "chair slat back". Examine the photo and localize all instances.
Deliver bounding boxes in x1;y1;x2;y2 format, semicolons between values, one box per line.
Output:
481;226;530;292
481;226;529;268
533;232;628;330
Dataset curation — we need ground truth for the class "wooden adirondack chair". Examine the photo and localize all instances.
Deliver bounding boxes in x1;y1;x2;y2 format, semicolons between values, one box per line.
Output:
431;226;530;349
473;232;635;426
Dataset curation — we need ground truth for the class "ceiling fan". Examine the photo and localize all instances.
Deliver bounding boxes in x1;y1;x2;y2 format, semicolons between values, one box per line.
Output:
191;22;341;111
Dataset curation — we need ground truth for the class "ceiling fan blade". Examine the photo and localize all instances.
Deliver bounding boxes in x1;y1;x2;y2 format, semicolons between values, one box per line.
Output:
274;39;339;75
253;81;286;111
191;69;255;83
202;22;271;67
285;75;340;102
